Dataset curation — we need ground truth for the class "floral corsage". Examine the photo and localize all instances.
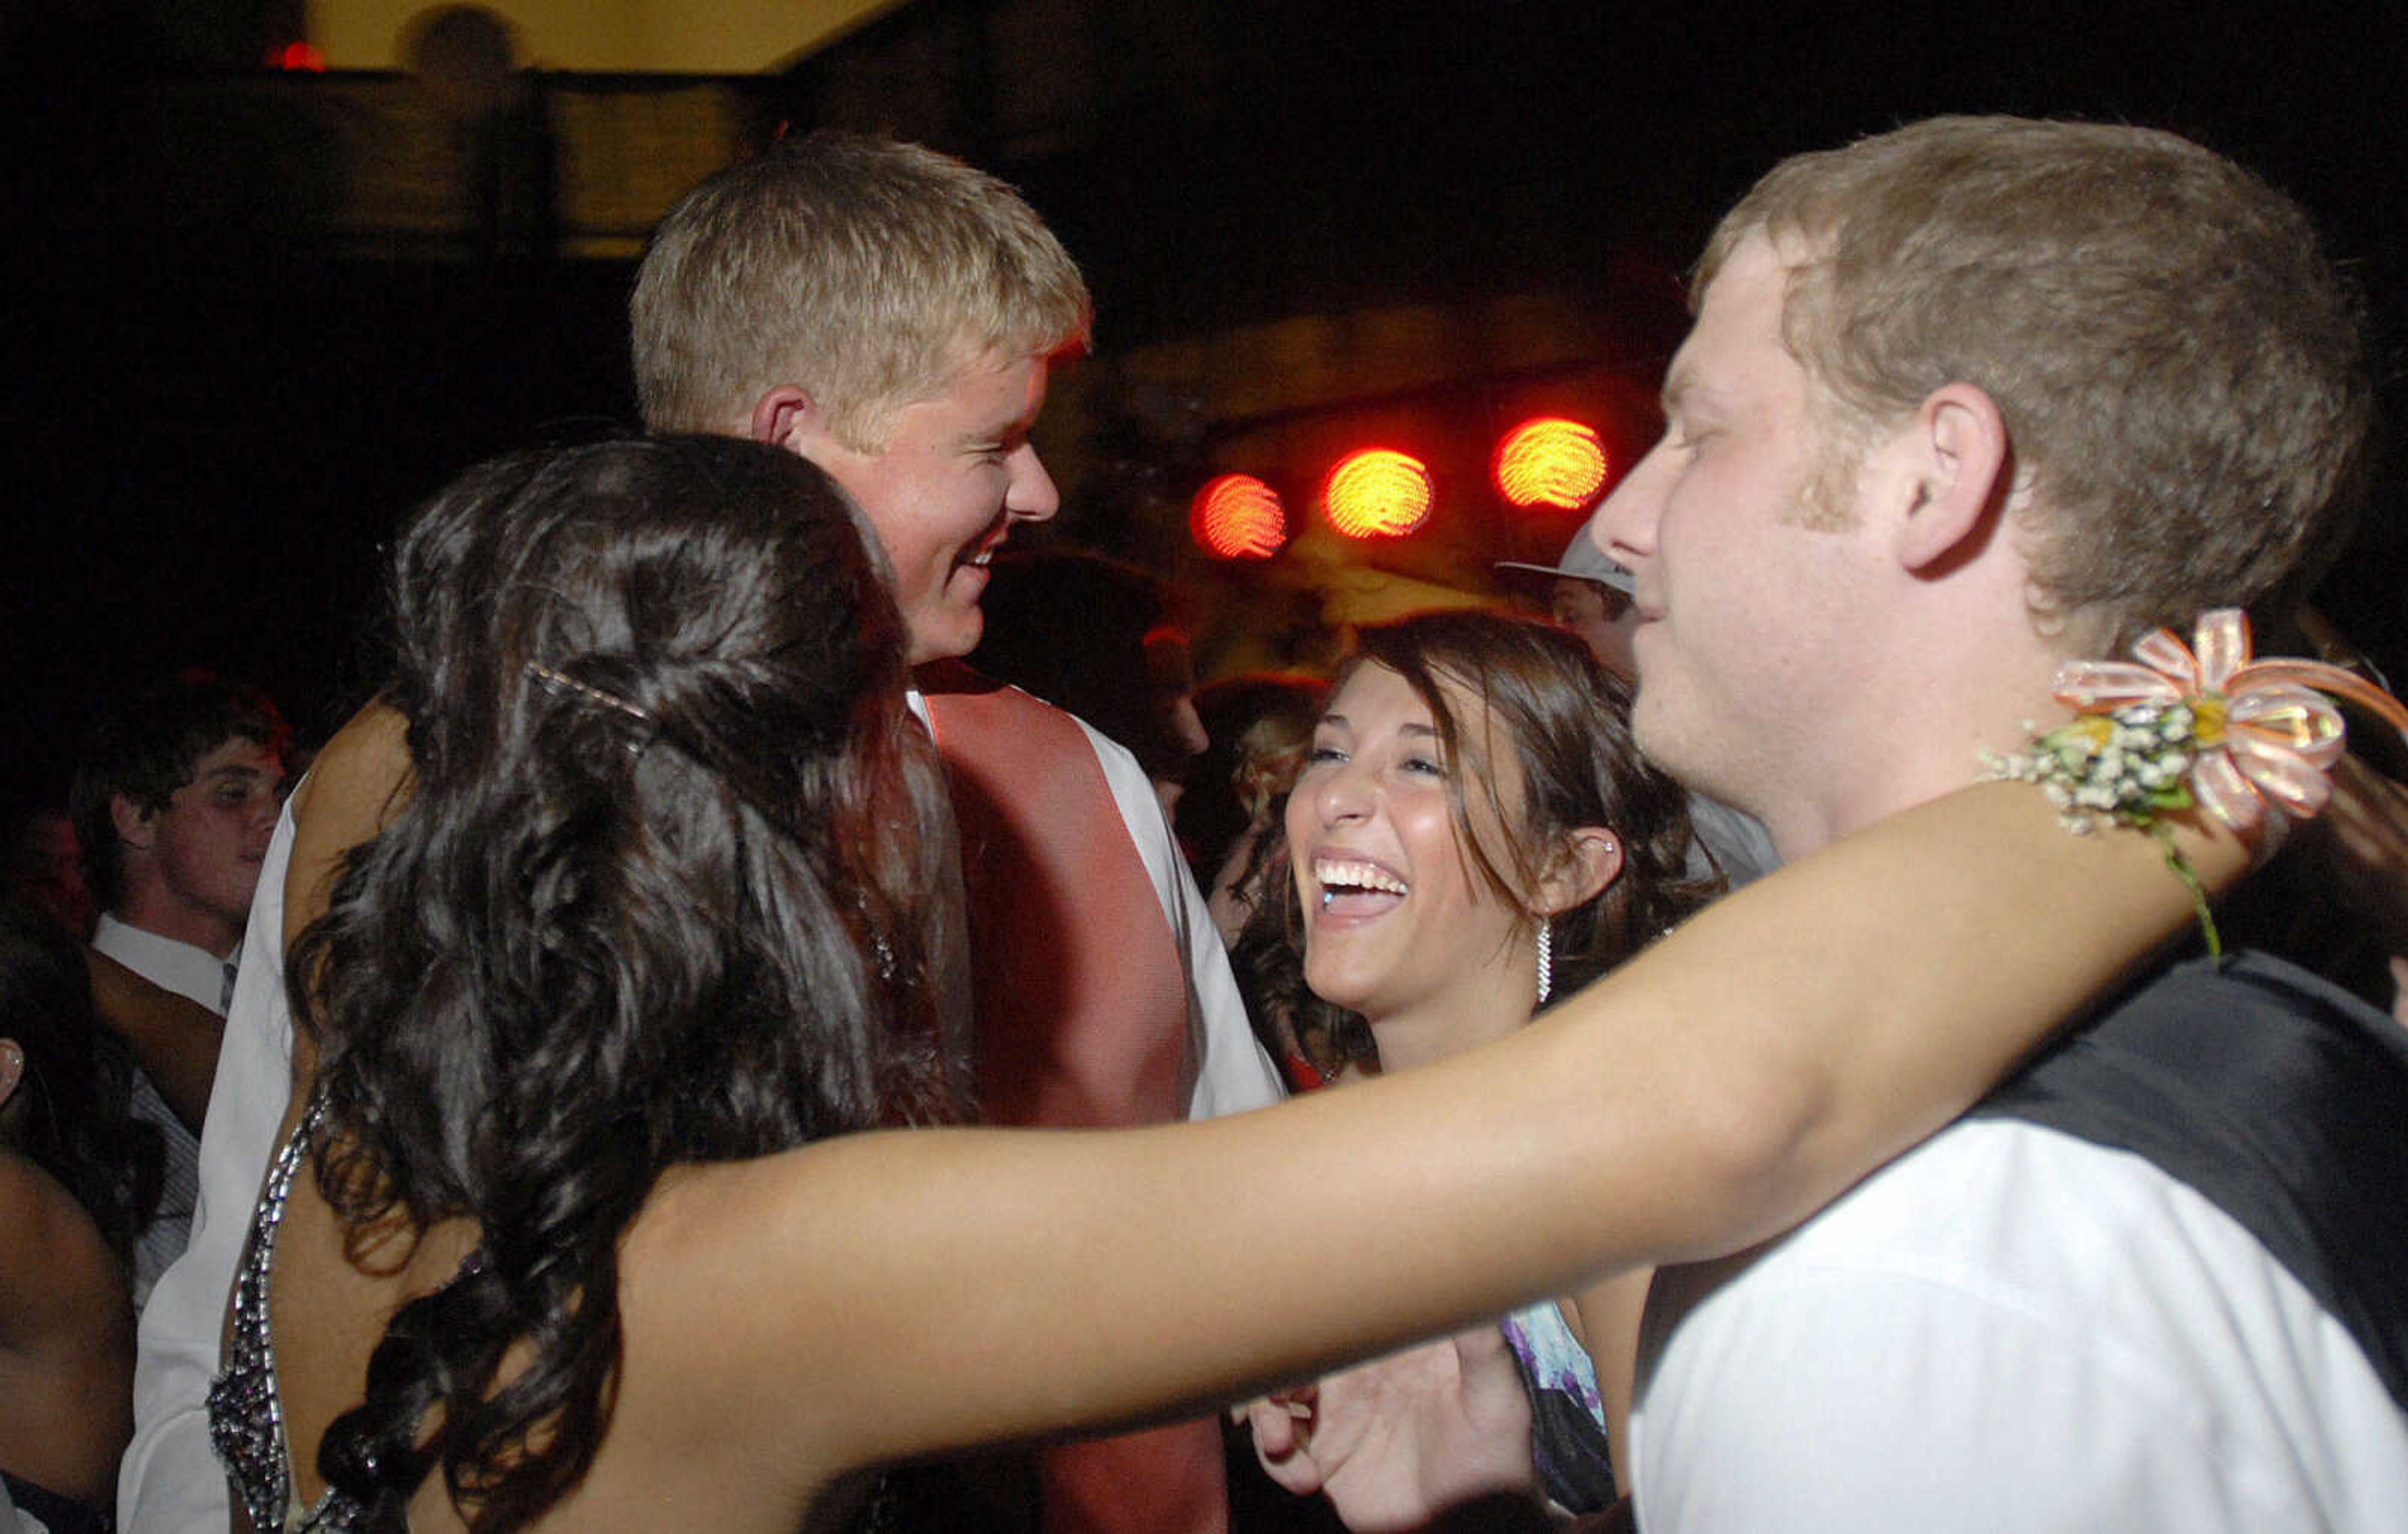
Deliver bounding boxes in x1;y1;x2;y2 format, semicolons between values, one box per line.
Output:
1983;608;2408;955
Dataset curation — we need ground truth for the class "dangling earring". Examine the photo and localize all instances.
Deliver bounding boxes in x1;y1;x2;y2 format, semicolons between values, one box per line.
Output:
1534;919;1553;1008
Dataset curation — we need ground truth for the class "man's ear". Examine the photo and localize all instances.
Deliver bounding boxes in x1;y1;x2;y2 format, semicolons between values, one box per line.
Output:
110;791;157;852
1538;826;1624;917
0;1040;23;1111
749;386;821;453
1891;382;2011;574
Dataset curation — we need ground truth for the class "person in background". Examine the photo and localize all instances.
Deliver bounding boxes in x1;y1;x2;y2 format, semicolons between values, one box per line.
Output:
1184;674;1329;941
1496;531;1777;888
1181;673;1338;1092
1194;669;1348;1088
68;674;284;1308
3;799;98;943
968;546;1210;815
1142;624;1212;816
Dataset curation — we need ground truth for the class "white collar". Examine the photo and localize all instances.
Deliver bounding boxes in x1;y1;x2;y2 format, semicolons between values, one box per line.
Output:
92;912;236;1016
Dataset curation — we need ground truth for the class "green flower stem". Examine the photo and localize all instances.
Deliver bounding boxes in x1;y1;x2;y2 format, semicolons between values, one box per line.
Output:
2150;820;2221;959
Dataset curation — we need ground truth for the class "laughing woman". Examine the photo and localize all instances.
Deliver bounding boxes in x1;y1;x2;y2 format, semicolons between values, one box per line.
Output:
1286;613;1713;1084
1245;611;1709;1524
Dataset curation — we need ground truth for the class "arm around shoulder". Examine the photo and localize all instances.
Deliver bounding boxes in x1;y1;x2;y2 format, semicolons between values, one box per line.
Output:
1529;783;2252;1262
605;784;2252;1501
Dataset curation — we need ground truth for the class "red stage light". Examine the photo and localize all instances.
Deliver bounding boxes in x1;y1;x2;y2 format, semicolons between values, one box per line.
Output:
270;41;327;71
1493;417;1608;510
1191;474;1287;559
1323;449;1434;539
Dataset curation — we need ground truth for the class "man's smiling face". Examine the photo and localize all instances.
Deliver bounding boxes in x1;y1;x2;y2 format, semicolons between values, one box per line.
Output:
805;348;1059;664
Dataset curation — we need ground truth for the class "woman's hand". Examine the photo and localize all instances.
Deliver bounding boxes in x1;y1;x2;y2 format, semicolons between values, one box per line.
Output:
1240;1325;1536;1532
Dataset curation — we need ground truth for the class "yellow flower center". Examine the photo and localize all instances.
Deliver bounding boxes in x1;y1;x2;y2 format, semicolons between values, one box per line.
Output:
2190;694;2227;747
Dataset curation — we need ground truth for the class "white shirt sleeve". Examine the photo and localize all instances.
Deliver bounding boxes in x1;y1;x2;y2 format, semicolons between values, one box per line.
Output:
119;803;300;1533
1067;716;1284;1119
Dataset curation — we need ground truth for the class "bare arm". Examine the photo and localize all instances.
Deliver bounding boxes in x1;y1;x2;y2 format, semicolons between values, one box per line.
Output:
82;949;221;1133
1566;1270;1649;1483
280;698;413;1085
620;783;2249;1493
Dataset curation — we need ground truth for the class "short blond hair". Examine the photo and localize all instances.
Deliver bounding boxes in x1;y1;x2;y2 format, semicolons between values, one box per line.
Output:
1698;116;2371;640
631;132;1092;450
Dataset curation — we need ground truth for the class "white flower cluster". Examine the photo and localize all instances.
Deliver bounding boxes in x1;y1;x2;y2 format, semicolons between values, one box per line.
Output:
1980;700;2200;834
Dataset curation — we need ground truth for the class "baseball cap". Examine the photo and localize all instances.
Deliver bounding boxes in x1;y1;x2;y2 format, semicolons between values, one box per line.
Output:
1493;508;1634;596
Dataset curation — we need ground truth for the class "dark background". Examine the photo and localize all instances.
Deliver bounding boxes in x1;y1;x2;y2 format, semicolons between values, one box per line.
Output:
4;0;2402;797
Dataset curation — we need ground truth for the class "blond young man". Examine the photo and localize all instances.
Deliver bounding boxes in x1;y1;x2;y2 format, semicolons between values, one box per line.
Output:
635;133;1281;1533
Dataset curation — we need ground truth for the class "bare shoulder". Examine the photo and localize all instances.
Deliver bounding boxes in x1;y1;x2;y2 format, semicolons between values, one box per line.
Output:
0;1152;127;1352
0;1158;131;1508
287;697;415;946
330;1146;900;1533
300;696;412;804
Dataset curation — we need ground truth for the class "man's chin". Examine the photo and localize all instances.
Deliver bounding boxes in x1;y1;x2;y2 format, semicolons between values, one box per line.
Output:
1629;690;1699;783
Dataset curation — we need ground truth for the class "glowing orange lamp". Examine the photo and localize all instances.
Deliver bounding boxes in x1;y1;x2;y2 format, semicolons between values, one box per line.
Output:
1191;474;1288;559
1493;417;1608;510
1323;448;1434;539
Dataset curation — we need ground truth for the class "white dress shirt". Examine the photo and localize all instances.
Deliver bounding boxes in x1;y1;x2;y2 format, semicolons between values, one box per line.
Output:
90;913;229;1311
1634;1119;2408;1532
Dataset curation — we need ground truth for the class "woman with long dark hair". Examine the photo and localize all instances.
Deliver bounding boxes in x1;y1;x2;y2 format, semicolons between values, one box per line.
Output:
209;435;2246;1533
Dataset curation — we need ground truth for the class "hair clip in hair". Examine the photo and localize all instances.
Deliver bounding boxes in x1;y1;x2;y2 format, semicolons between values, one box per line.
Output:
524;660;657;756
1982;608;2408;955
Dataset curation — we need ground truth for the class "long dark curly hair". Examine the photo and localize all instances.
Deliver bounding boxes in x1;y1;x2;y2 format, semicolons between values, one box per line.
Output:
292;436;966;1531
0;901;159;1264
1254;610;1721;1077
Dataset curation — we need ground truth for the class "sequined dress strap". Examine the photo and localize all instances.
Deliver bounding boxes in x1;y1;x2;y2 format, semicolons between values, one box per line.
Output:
206;1100;365;1533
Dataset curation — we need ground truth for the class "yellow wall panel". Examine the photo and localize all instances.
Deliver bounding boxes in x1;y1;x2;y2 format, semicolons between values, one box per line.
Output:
309;0;909;75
